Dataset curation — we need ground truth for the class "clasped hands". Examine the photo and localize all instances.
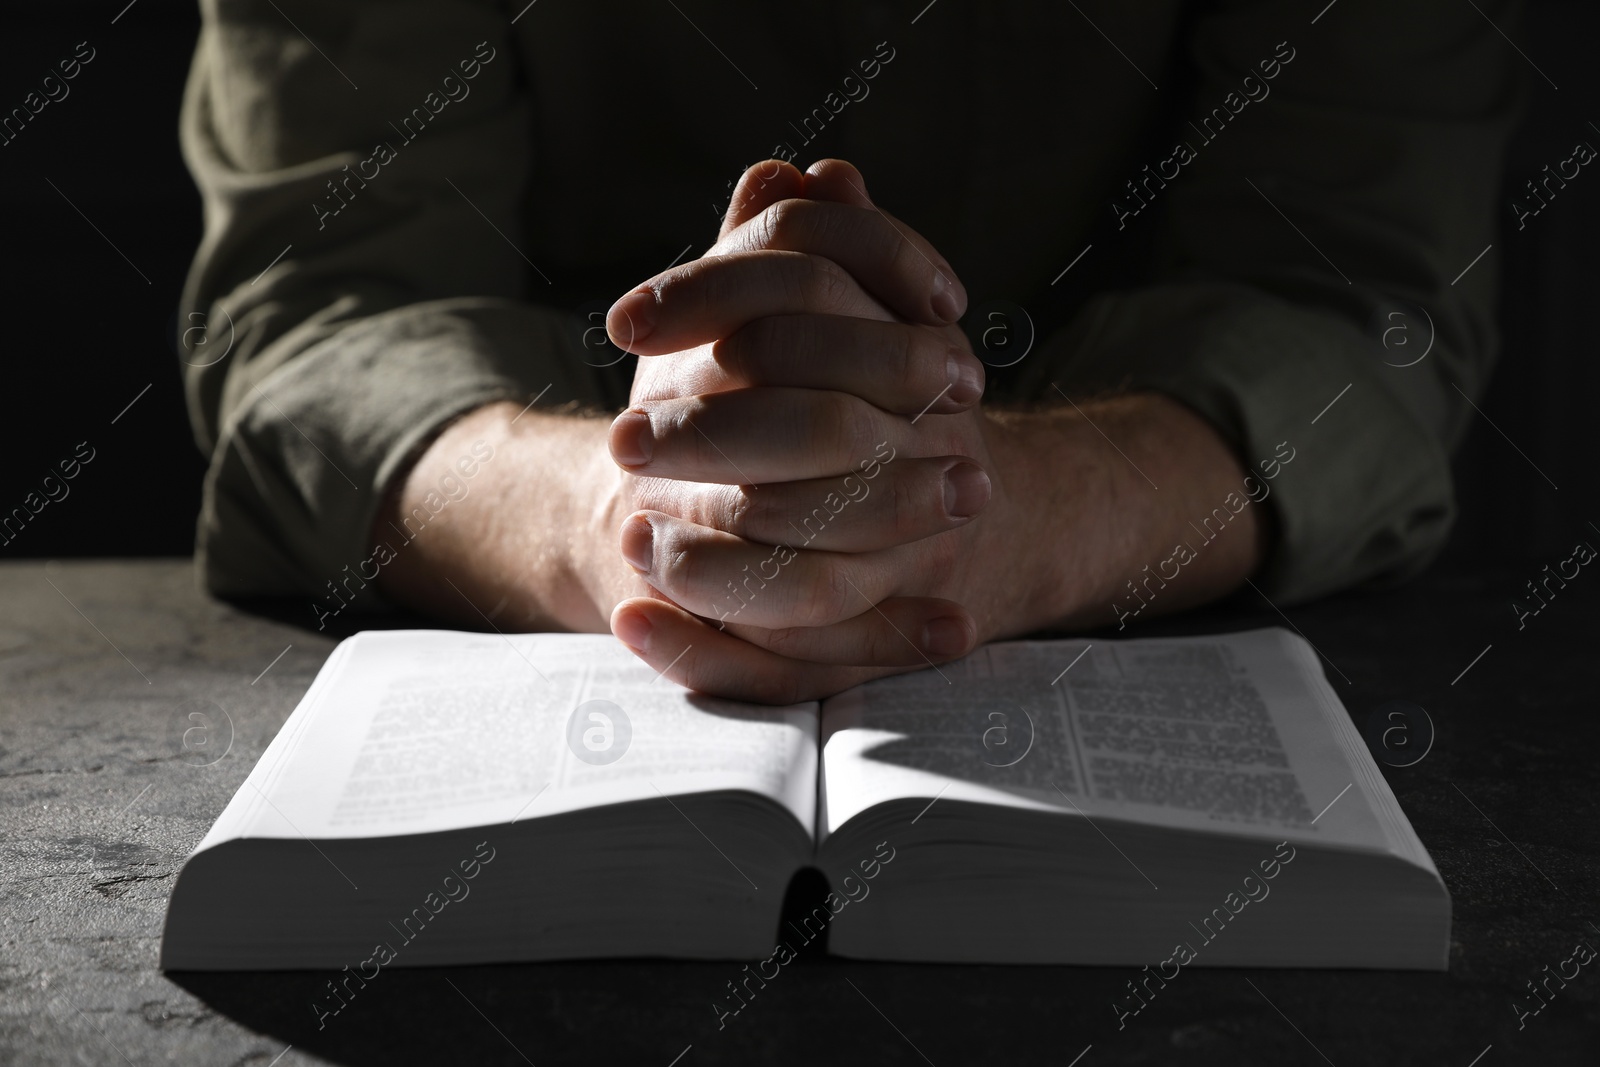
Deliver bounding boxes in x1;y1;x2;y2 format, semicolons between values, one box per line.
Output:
599;159;1019;703
376;162;1266;693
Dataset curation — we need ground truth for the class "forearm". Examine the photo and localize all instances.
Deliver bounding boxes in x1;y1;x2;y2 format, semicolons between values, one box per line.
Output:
372;401;623;633
985;392;1273;636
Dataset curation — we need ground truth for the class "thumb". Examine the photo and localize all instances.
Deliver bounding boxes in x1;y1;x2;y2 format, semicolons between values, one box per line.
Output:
801;158;874;207
717;159;805;242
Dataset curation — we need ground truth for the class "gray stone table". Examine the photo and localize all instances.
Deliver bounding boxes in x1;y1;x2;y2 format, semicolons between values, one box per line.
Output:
2;558;1596;1065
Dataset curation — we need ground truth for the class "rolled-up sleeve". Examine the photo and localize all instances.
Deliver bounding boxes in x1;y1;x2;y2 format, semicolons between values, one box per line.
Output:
1019;0;1522;603
178;0;608;598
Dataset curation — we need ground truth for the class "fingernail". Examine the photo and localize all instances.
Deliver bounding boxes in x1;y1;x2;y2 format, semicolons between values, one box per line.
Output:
930;271;966;323
620;515;654;574
610;410;654;467
614;607;653;651
943;462;991;520
923;616;971;657
947;350;985;406
609;291;655;347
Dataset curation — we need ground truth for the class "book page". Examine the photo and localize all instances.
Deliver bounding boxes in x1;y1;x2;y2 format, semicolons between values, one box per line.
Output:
818;629;1394;852
199;630;817;848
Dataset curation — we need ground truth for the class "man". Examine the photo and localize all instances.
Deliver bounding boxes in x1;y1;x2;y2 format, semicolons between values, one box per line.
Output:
177;1;1519;701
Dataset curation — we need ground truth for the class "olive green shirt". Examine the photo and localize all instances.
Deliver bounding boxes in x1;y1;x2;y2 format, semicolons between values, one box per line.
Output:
177;0;1520;610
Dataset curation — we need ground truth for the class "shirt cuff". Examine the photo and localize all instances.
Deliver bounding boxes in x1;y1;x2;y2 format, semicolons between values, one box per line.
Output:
1015;281;1456;603
197;298;614;601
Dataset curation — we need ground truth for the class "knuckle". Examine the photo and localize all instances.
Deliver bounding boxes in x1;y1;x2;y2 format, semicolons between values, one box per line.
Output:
711;325;754;384
815;392;874;463
721;489;759;538
887;468;926;541
698;257;747;317
888;227;937;292
885;326;919;399
651;482;710;526
888;228;917;278
801;254;854;313
716;315;796;385
906;329;949;401
762;198;804;243
798;561;854;627
682;415;727;473
657;542;696;592
923;529;960;574
649;523;697;589
627;477;667;515
652;260;697;308
651;404;685;457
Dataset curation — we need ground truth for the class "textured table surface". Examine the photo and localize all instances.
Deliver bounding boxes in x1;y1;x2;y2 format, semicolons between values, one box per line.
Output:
2;558;1595;1066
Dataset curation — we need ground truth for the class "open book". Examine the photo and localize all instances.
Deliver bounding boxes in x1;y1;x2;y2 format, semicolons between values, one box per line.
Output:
160;628;1448;971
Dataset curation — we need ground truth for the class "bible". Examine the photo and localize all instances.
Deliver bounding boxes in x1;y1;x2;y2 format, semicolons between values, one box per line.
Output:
160;627;1448;970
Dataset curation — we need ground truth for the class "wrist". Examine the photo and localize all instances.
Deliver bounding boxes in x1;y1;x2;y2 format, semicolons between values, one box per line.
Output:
975;406;1127;635
981;393;1273;635
373;401;616;632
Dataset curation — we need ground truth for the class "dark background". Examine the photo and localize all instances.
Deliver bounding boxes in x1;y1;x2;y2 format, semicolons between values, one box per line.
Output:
0;0;1594;568
2;5;1596;1067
